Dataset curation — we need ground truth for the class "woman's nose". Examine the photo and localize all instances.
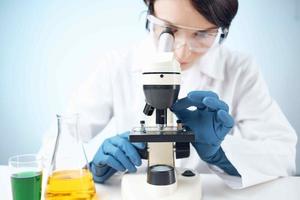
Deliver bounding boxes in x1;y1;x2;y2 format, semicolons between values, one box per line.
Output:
174;43;191;62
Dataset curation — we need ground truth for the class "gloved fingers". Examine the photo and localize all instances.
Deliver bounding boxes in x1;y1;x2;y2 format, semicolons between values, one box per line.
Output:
132;142;146;150
202;97;229;112
118;131;130;138
173;91;219;111
90;162;111;177
188;91;219;102
171;97;194;122
92;167;117;183
101;153;126;172
103;141;137;172
216;110;234;128
173;108;193;122
172;97;196;111
93;146;111;167
110;136;142;167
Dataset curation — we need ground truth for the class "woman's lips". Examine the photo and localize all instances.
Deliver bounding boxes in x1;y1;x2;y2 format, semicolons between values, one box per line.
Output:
176;59;189;65
178;61;192;70
175;57;190;66
180;62;189;66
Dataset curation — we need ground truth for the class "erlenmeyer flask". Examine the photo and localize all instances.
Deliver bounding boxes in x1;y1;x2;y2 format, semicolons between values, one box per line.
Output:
45;114;97;200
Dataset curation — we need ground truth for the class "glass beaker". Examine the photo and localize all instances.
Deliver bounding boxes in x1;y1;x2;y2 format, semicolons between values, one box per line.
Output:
45;114;97;200
9;154;43;200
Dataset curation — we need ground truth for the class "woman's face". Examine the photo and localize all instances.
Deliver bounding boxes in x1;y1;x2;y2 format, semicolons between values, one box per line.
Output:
154;0;217;70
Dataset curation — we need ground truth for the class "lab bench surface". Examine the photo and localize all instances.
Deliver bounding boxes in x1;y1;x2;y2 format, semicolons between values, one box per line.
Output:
1;165;299;200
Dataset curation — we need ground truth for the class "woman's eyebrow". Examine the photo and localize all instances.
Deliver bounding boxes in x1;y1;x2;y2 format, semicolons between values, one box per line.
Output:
195;27;218;32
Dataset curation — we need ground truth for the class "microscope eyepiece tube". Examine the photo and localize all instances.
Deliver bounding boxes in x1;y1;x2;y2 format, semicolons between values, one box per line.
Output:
158;28;175;52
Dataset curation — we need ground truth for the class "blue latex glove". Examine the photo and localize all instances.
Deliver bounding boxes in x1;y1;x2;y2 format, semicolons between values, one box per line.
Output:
172;91;240;176
90;132;144;183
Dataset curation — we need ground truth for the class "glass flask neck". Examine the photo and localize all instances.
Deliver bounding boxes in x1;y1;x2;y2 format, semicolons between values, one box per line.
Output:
50;113;89;173
56;113;80;142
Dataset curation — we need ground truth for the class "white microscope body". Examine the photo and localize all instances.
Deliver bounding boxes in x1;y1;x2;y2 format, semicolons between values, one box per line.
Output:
121;28;202;200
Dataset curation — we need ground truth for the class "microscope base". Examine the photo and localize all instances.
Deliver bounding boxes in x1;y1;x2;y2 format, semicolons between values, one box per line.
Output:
121;169;202;200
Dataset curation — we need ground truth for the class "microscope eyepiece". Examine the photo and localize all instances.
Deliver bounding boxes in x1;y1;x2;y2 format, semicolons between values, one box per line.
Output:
158;27;175;52
159;27;174;38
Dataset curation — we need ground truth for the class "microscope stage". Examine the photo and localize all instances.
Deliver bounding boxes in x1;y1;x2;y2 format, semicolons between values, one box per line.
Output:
130;126;195;142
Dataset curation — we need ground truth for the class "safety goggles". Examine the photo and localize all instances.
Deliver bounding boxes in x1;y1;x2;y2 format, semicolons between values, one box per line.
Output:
146;15;228;53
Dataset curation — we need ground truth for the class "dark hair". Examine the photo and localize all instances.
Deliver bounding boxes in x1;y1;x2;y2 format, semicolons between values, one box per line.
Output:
143;0;238;29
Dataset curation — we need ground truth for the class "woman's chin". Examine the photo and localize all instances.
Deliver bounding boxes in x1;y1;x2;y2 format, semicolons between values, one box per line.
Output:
180;62;192;71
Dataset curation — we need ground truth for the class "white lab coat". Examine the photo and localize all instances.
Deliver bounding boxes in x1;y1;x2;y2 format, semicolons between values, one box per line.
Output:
40;37;297;189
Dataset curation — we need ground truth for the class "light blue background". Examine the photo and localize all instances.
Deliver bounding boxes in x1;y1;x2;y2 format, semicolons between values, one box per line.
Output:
0;0;299;174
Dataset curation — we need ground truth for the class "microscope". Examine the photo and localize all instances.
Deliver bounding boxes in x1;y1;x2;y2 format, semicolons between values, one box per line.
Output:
121;28;202;200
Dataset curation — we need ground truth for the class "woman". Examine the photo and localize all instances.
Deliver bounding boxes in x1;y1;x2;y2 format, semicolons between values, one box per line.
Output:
41;0;297;189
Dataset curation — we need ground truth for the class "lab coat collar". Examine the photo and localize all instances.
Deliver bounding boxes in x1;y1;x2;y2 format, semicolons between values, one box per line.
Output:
131;37;225;81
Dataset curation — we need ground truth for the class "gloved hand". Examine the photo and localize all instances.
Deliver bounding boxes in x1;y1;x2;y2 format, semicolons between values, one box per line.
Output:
90;131;144;183
172;91;240;176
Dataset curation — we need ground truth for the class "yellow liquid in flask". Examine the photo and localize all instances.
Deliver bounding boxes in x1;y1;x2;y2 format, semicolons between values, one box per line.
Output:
45;169;98;200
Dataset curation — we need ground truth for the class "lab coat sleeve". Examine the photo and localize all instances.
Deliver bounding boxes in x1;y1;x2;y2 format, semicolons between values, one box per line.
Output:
39;54;115;164
208;57;297;189
67;56;114;141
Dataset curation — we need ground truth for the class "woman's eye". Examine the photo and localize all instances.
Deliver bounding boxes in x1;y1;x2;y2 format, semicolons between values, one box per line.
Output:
194;31;208;38
168;27;178;33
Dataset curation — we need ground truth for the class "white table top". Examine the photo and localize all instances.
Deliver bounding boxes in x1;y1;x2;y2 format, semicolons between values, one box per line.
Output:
1;165;300;200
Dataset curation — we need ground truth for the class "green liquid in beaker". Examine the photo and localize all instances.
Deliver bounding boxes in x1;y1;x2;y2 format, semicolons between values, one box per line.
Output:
11;171;42;200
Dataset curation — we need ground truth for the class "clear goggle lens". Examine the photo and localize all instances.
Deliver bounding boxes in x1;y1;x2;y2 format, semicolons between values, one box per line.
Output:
146;15;227;53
